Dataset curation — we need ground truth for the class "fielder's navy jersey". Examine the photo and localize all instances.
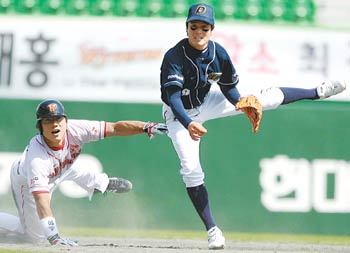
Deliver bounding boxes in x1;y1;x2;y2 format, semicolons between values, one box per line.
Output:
160;38;239;109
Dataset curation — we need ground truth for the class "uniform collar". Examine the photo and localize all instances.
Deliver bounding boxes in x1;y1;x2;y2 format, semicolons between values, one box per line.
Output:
184;39;214;62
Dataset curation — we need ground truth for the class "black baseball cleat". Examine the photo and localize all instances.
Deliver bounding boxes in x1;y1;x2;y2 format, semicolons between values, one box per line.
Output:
105;177;133;193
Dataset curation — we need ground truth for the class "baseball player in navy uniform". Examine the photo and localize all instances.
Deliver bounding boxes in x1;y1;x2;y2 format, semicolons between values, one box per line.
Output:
0;99;167;246
160;3;346;249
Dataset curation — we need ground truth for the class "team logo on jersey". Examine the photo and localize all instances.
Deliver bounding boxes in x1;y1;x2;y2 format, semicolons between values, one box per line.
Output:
207;72;222;84
196;5;206;15
47;103;57;113
70;144;81;159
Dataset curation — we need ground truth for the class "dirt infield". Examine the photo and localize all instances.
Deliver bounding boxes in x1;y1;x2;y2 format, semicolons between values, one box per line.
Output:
2;237;350;253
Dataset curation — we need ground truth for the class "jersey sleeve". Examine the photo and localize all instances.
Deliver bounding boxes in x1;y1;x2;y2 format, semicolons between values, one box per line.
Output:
27;157;51;194
68;120;106;144
217;45;239;87
160;49;184;89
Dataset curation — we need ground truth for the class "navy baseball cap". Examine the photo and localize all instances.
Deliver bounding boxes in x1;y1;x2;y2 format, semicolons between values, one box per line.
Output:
186;3;215;26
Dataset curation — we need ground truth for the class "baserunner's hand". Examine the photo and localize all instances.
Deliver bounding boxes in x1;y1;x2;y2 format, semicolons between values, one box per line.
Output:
48;233;78;246
143;122;168;139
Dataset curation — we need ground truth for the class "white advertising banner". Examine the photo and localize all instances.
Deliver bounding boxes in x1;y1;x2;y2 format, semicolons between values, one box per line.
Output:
0;17;349;102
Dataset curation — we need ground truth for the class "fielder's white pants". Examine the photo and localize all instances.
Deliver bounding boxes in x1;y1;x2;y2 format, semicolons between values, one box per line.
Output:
7;160;109;242
162;86;284;188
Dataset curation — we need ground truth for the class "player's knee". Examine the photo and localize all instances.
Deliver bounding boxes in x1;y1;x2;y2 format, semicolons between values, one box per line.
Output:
180;168;204;187
258;87;284;110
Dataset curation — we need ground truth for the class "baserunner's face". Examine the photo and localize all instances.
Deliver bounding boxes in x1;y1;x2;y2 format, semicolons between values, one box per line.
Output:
187;21;212;51
41;116;67;148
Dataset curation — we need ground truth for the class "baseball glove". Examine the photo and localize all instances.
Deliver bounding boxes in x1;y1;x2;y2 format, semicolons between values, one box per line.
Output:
235;95;263;133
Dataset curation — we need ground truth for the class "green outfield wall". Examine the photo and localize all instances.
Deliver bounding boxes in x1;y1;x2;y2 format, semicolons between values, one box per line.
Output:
1;98;350;235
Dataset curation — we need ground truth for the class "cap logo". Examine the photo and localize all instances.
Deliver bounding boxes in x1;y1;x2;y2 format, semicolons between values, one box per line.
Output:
195;5;206;15
47;103;57;113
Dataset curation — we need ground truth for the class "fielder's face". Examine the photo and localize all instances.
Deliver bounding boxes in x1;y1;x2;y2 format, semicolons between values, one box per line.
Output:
41;116;67;148
187;21;213;51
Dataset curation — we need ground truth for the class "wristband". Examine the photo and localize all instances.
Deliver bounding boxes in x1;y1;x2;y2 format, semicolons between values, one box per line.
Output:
40;216;59;238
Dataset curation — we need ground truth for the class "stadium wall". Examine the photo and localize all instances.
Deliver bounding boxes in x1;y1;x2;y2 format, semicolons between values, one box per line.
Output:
1;99;350;235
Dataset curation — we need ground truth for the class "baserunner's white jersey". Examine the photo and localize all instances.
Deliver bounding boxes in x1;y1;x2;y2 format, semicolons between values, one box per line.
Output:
16;119;106;193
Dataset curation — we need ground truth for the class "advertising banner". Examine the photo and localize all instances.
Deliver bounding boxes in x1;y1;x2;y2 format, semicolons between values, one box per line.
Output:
0;17;349;102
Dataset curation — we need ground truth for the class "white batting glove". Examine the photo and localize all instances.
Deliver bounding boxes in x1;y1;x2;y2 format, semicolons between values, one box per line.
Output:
143;122;168;139
48;233;79;246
